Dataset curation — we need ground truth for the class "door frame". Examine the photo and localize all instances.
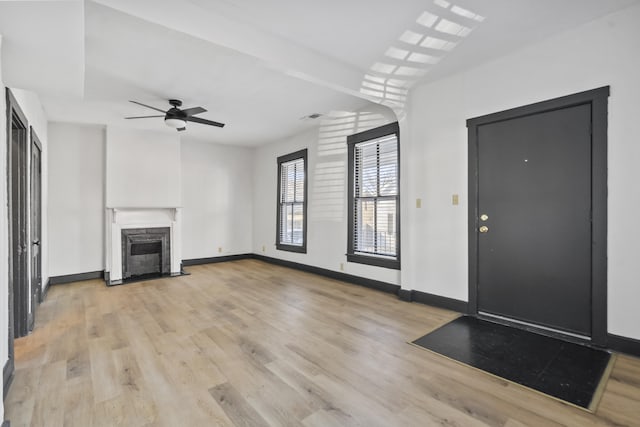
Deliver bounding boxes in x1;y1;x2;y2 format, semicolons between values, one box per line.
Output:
466;86;609;346
5;88;30;395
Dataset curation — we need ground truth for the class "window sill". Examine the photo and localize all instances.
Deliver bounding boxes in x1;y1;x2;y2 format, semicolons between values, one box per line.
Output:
276;243;307;254
347;253;400;270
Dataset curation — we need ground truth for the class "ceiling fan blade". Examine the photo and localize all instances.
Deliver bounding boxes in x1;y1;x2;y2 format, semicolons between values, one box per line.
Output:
185;115;225;128
129;100;167;114
177;127;186;132
124;115;165;119
181;106;207;116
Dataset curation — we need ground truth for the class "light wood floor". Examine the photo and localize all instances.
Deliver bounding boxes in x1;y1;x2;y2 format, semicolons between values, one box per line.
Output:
5;259;640;426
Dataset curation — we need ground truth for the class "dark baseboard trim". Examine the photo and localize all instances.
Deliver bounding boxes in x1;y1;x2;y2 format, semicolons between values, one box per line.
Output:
3;357;14;402
183;253;468;313
252;254;400;295
182;254;253;266
398;289;412;302
184;253;473;311
49;271;104;286
608;333;640;358
400;289;468;313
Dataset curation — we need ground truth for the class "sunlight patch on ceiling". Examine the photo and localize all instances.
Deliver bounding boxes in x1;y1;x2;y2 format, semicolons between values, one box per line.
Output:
416;11;439;28
399;30;424;46
371;62;397;74
451;5;486;22
420;36;457;52
394;66;427;77
359;0;485;111
385;46;410;61
407;52;441;65
435;19;472;37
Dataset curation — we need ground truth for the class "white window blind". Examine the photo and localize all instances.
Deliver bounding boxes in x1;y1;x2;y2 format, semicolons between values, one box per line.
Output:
279;157;305;246
353;134;398;257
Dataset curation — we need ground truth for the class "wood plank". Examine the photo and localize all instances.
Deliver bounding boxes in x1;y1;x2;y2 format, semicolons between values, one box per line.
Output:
4;260;640;426
88;337;120;404
209;382;270;427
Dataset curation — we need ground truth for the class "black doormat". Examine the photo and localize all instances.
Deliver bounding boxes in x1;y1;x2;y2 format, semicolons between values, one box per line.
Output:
411;316;614;411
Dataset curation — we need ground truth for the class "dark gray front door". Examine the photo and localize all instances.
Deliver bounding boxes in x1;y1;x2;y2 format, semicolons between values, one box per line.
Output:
476;103;592;336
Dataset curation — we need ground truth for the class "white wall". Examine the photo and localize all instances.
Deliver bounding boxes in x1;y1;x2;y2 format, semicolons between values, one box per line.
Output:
1;35;52;420
252;106;401;284
48;123;105;276
48;126;256;273
105;127;181;208
181;139;253;259
406;4;640;340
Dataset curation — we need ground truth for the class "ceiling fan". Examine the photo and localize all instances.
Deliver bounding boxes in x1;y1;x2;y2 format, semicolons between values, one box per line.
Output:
125;99;225;131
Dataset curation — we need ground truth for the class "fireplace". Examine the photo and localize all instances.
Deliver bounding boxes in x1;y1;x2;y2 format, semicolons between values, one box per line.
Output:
105;208;182;285
122;227;170;280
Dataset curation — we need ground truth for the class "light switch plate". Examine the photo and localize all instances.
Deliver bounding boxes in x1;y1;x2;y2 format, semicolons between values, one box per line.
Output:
452;194;459;205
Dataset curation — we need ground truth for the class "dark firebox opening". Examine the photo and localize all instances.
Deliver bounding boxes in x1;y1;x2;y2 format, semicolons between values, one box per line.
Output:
122;227;170;281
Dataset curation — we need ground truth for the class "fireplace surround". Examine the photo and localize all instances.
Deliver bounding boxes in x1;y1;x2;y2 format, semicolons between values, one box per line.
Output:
105;208;182;285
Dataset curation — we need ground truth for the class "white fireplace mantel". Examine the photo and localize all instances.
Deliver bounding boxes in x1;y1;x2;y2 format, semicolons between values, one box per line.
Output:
105;207;182;284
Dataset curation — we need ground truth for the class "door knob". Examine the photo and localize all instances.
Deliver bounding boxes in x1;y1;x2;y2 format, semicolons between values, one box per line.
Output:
480;214;489;221
479;226;489;233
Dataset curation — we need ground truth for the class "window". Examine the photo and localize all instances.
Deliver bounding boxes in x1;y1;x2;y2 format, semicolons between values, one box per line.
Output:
276;149;308;253
347;122;400;269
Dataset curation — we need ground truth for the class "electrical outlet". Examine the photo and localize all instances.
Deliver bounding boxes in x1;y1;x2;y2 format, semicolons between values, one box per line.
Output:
218;247;222;253
340;263;344;271
416;198;422;208
452;194;459;205
262;245;266;252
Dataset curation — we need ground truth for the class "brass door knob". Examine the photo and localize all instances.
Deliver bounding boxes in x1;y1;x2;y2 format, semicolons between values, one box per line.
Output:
479;226;489;233
480;214;489;221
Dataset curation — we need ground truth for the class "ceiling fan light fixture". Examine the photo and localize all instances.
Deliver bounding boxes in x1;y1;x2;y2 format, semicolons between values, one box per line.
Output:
165;117;186;129
126;100;224;129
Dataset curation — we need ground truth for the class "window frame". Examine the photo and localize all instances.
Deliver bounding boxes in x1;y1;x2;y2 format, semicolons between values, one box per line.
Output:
276;148;308;253
347;122;400;269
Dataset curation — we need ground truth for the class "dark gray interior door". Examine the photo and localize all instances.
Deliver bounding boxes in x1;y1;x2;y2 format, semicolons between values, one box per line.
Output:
30;133;42;321
476;103;592;336
10;112;29;338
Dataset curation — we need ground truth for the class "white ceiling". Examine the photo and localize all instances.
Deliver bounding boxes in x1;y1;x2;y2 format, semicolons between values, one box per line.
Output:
0;0;638;146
